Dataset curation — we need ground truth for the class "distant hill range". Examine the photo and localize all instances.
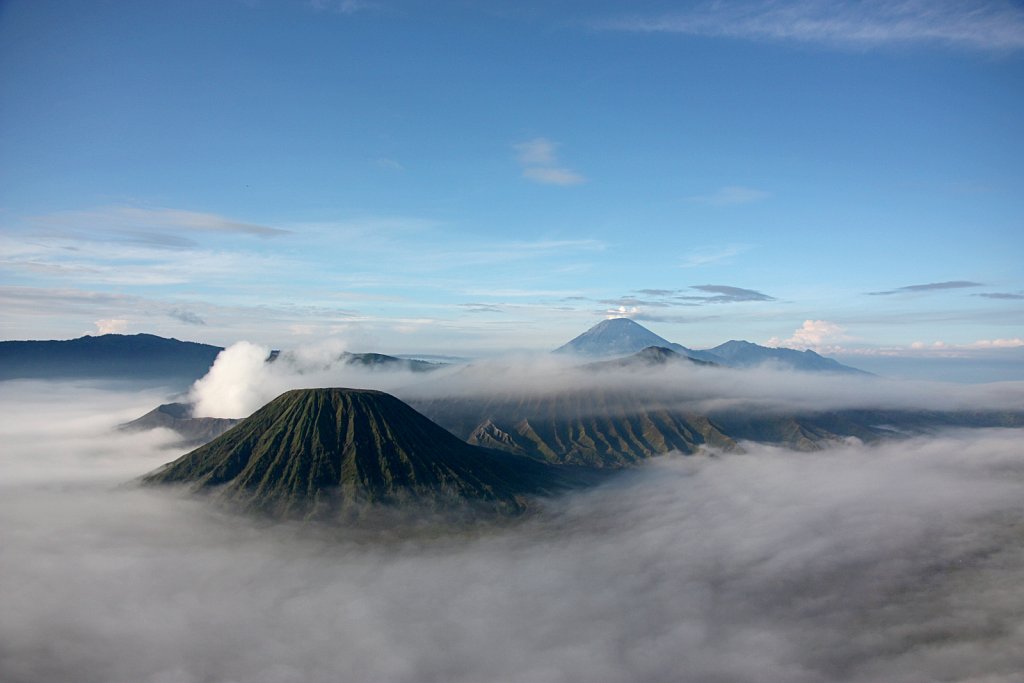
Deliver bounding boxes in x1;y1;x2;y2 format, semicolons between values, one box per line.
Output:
555;318;868;374
120;403;240;447
143;388;587;519
0;334;445;384
412;361;1024;466
2;322;863;384
582;345;714;371
0;334;223;384
315;351;442;373
132;372;1024;506
124;342;1024;474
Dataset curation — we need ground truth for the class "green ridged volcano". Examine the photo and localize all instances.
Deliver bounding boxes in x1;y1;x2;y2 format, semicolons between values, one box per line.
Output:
143;388;576;518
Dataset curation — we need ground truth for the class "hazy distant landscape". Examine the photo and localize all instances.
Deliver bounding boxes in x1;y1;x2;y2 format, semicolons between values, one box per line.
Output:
2;322;1024;681
2;0;1022;681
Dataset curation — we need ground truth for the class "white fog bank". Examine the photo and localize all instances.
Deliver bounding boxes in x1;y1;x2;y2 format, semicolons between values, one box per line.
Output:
187;341;1024;419
1;382;1024;682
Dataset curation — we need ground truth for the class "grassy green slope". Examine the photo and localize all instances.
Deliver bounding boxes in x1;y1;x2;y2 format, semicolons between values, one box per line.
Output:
416;391;739;467
415;394;1024;465
144;388;579;517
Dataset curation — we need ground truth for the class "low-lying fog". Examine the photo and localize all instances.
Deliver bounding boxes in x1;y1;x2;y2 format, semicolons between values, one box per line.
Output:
2;379;1023;683
190;341;1024;419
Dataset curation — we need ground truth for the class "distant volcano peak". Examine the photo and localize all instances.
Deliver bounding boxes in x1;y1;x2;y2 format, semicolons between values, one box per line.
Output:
554;320;867;372
554;318;679;357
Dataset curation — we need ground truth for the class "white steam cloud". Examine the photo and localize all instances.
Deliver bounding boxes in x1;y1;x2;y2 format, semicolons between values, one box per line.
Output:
189;338;417;418
190;341;273;417
1;381;1023;682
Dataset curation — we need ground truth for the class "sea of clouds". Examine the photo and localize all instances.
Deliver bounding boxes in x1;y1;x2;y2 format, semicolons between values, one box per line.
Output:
188;340;1024;419
2;376;1024;682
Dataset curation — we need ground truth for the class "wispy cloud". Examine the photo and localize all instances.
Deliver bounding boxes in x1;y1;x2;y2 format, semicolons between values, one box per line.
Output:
522;167;586;185
631;312;721;324
684;284;776;303
765;323;1024;358
502;238;604;253
599;296;675;309
869;280;984;296
595;0;1024;52
34;205;290;239
1;239;298;287
514;137;586;186
0;285;363;342
975;292;1024;300
685;186;770;206
594;284;774;320
169;308;207;326
459;303;505;314
373;157;405;171
415;238;604;271
911;338;1024;350
462;287;583;298
514;138;557;166
680;244;750;268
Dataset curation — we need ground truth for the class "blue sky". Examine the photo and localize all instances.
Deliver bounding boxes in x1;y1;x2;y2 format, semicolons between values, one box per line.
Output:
1;0;1022;373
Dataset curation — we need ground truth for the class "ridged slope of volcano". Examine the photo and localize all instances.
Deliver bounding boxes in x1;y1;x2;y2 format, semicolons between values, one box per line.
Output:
415;390;1024;464
143;388;575;517
554;318;722;363
415;389;739;468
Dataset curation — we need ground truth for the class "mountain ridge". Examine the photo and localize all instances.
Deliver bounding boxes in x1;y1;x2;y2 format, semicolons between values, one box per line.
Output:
120;402;240;446
554;318;866;374
143;388;585;519
0;333;223;384
705;340;869;375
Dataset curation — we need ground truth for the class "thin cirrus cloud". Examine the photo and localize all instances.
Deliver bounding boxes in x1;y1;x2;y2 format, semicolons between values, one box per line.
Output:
459;303;506;314
684;284;776;303
599;296;675;309
0;284;367;343
32;206;290;240
595;285;775;318
598;285;776;311
680;244;750;268
868;280;984;295
2;241;297;288
514;137;586;186
373;157;405;171
975;292;1024;300
595;0;1024;52
523;167;587;185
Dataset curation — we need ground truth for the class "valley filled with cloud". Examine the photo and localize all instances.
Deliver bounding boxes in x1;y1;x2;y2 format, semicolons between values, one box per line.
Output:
2;376;1023;683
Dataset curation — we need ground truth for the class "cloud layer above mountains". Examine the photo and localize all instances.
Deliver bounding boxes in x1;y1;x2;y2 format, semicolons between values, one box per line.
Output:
1;381;1023;682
